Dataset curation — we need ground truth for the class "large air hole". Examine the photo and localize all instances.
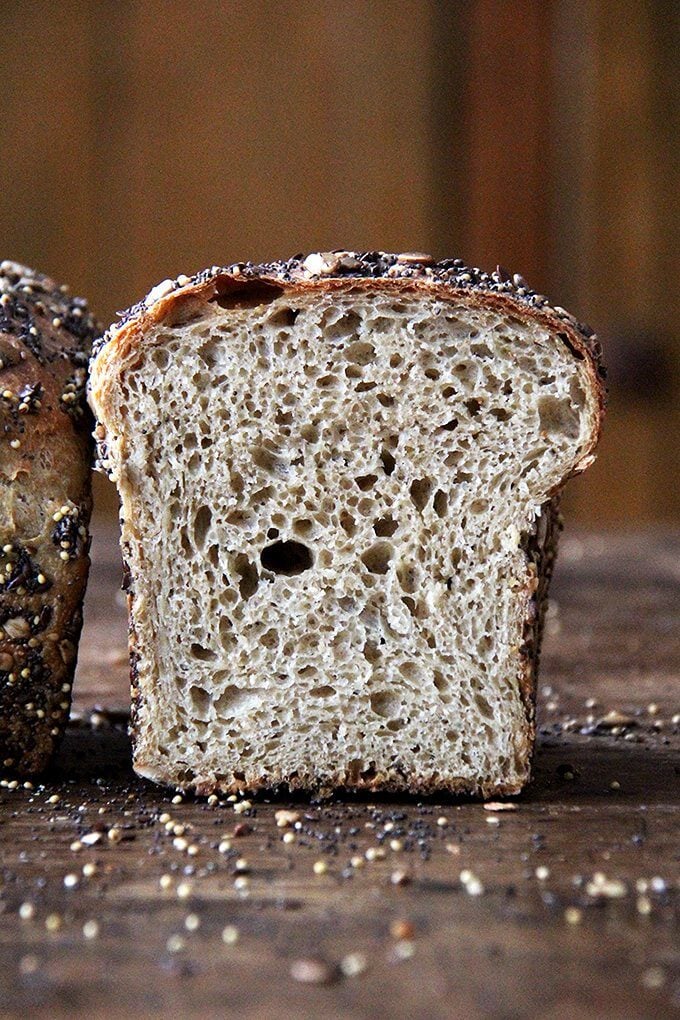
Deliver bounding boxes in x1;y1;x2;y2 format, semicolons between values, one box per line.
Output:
409;477;433;511
360;541;393;575
380;449;396;475
345;341;375;365
538;395;580;439
260;540;313;576
193;505;212;549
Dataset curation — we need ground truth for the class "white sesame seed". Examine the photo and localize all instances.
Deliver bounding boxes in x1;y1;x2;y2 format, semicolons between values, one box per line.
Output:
218;840;232;854
282;831;295;845
650;876;666;893
641;966;665;990
637;895;652;915
83;920;99;940
63;873;79;889
45;913;62;932
171;794;183;805
159;874;173;890
107;827;122;843
564;906;582;925
158;812;171;824
173;836;189;852
166;934;185;953
82;862;96;878
19;902;35;921
389;838;404;852
392;939;416;960
207;794;219;806
172;824;186;836
535;866;550;881
340;952;368;977
313;860;328;876
350;856;365;869
184;913;200;932
486;816;500;826
80;832;101;847
187;844;199;857
234;875;250;891
436;816;448;828
9;439;20;449
610;780;620;790
70;840;83;852
176;881;192;900
221;925;239;945
47;794;60;805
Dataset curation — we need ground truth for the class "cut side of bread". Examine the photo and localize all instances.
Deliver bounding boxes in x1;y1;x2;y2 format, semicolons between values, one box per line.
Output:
89;253;605;797
0;261;99;774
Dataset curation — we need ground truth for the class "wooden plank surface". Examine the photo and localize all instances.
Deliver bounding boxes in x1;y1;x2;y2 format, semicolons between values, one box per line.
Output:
0;527;678;1019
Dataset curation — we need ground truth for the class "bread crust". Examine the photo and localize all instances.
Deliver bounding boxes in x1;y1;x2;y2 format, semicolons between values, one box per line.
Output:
0;261;99;774
90;252;605;798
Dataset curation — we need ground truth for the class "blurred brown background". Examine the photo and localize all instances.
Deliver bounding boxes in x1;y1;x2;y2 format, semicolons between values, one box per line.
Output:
0;0;677;527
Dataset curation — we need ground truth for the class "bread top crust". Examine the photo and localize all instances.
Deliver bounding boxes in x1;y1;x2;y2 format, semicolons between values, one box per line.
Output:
90;251;606;473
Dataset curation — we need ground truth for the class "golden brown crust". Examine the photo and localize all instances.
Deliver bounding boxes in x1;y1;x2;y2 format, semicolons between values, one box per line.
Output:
0;261;99;774
90;252;605;799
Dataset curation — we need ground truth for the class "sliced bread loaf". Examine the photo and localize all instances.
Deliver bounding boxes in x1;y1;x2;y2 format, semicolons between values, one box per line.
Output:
89;252;605;797
1;261;98;774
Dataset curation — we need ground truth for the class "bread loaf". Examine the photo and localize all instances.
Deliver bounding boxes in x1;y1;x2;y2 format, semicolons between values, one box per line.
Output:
89;252;605;797
0;261;98;774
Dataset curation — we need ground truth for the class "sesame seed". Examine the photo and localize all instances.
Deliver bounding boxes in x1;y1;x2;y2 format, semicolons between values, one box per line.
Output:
80;832;101;846
63;873;79;889
392;939;415;960
107;827;122;843
535;866;550;881
218;839;232;854
159;874;173;890
171;794;183;805
390;918;415;939
83;920;99;940
641;966;665;990
47;794;60;805
70;840;83;852
650;876;666;893
82;862;96;878
18;954;39;976
207;794;219;806
45;914;62;932
389;838;404;852
282;831;295;845
275;809;300;828
158;812;171;824
390;868;411;886
340;952;368;977
564;907;582;925
234;875;250;891
176;882;192;900
221;925;239;945
9;439;20;449
184;913;200;932
166;934;186;953
436;816;448;828
637;895;652;915
18;902;35;921
313;860;328;876
290;957;337;984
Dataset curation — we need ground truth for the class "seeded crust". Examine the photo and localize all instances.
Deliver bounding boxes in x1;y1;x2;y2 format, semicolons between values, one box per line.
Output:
90;252;605;798
0;261;99;774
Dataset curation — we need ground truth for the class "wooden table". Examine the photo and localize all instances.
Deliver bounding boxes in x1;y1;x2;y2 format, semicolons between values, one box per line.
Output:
0;528;678;1019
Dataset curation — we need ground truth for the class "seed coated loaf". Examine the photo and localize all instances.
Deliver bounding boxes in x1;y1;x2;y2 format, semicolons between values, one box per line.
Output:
89;251;605;798
0;261;99;774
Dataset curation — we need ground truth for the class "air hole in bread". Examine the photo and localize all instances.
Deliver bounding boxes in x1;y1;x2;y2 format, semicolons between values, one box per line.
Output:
260;540;313;576
409;477;433;511
360;541;393;575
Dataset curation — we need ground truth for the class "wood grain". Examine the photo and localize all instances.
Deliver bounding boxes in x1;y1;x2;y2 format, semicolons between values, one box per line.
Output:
0;527;677;1018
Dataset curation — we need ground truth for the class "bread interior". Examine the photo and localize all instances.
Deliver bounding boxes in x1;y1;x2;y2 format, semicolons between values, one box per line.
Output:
107;284;595;792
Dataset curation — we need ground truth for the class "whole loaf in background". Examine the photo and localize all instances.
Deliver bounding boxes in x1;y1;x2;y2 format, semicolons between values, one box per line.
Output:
0;261;99;774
